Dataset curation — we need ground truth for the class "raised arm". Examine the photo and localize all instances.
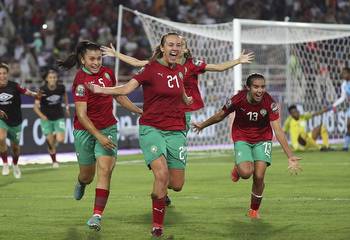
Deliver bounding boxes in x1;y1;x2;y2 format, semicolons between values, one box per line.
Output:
75;101;116;150
114;95;143;115
87;79;140;96
101;43;149;67
270;119;302;174
204;50;254;72
192;109;228;133
332;81;347;108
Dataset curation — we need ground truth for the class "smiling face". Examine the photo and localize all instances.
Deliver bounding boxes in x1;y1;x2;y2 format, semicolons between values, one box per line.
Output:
247;77;266;103
46;71;58;87
81;49;102;74
160;34;182;64
0;67;9;87
289;107;300;120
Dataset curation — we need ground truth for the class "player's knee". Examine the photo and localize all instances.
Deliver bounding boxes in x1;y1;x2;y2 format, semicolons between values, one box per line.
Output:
56;135;65;143
169;183;184;192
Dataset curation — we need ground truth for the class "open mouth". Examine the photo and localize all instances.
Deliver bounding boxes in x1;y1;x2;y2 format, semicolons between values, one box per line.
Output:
168;51;178;61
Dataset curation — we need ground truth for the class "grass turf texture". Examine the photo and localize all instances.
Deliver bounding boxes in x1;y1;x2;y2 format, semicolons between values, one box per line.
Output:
1;148;349;240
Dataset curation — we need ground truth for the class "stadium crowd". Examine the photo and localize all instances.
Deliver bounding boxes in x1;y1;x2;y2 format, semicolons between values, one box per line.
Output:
0;0;350;87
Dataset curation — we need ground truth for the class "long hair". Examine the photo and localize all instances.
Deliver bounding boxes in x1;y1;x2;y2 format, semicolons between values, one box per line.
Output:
149;32;180;62
57;40;101;70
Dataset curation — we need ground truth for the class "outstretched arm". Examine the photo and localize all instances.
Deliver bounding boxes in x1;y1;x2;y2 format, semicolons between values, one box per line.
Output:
271;119;302;174
311;107;329;117
87;78;140;96
332;81;347;109
33;99;48;120
192;109;227;133
101;43;149;67
204;50;254;72
115;95;143;115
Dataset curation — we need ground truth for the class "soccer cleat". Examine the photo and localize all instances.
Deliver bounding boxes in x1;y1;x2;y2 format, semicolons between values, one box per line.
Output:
247;209;260;219
52;162;59;168
230;165;240;182
87;215;101;231
151;227;163;238
74;181;86;200
165;195;172;207
13;165;21;179
2;163;9;176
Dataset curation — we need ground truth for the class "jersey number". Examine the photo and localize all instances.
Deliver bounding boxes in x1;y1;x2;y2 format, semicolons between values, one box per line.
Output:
98;78;105;87
179;146;187;163
263;142;272;157
247;112;258;121
167;75;180;88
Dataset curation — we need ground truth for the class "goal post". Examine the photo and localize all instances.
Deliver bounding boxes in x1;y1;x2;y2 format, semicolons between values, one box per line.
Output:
117;5;350;148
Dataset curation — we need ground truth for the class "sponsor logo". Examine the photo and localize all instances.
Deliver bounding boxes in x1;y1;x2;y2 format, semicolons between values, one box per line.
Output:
46;94;61;104
240;107;246;112
0;93;13;102
75;84;85;97
157;72;163;77
153;208;164;213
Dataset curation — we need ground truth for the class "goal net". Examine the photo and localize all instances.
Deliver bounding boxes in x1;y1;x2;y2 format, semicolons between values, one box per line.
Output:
121;8;350;148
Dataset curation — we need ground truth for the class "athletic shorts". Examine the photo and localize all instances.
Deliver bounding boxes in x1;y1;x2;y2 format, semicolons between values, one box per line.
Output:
0;119;21;144
185;112;191;135
73;125;118;165
139;125;187;169
41;118;65;136
233;141;272;166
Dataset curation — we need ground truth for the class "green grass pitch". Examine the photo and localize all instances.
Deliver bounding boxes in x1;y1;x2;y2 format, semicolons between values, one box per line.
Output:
1;148;349;240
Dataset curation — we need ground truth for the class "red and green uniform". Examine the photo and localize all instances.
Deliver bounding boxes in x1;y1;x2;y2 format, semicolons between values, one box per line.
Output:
72;66;118;165
134;60;187;169
222;90;280;165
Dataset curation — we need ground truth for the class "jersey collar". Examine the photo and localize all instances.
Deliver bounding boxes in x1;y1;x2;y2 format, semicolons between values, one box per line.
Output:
82;66;93;75
157;58;176;69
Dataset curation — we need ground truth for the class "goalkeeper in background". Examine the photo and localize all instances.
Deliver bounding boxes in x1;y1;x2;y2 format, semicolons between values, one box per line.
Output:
283;105;332;151
331;67;350;151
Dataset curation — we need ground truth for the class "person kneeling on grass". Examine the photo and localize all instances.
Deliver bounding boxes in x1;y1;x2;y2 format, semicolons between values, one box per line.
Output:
192;73;302;219
283;105;333;152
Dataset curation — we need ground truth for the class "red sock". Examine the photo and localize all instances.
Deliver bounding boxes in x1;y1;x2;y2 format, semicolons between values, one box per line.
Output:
250;192;263;210
152;196;166;228
50;153;56;163
12;155;19;165
1;152;8;164
93;188;110;216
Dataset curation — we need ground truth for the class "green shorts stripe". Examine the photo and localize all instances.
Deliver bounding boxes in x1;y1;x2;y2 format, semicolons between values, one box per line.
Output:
41;118;66;136
139;125;187;169
73;125;118;165
233;141;272;166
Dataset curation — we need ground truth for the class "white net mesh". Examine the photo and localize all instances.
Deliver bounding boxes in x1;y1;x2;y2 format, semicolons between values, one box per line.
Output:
131;9;350;147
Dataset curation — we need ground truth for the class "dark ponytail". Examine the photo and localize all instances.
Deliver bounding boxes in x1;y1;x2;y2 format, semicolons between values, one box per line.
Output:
148;32;180;62
246;73;265;87
57;40;101;70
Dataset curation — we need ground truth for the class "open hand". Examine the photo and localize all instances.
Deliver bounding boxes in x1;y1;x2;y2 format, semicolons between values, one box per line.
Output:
0;110;8;119
288;155;302;175
239;50;254;64
192;122;204;134
86;83;103;94
101;43;117;58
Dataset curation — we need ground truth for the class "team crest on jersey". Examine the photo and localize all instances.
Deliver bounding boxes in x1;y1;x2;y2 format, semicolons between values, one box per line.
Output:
75;84;85;97
178;71;184;80
192;58;203;67
104;72;111;80
271;103;279;113
260;108;267;117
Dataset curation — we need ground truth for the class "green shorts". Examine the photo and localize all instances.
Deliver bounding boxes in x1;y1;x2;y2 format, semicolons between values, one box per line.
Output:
73;125;118;165
185;112;191;135
0;119;21;144
233;141;272;166
139;125;187;169
41;118;66;136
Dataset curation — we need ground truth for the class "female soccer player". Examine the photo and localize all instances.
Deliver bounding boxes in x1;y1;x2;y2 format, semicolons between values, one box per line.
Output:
58;40;142;231
88;33;188;238
101;39;254;206
192;73;302;219
34;69;70;168
0;62;42;179
332;67;350;151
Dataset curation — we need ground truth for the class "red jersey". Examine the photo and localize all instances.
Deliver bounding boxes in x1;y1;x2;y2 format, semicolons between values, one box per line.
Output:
72;66;117;130
133;60;186;130
182;57;206;112
222;90;279;143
